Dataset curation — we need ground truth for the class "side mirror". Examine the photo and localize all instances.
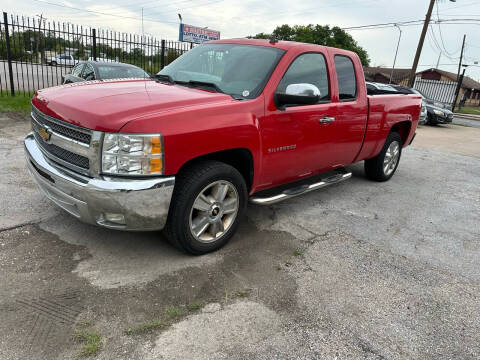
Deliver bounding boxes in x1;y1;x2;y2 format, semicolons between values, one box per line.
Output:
275;83;321;109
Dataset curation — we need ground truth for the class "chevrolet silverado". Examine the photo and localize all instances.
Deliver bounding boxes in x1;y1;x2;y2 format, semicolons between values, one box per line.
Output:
25;39;421;254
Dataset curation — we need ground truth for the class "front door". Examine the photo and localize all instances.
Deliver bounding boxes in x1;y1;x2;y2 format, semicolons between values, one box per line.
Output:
260;52;337;188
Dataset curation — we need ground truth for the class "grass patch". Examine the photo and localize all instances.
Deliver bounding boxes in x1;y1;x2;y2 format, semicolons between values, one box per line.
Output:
236;289;249;298
73;329;102;357
456;107;480;116
188;301;204;311
166;306;184;319
124;319;164;336
0;92;33;114
293;249;302;256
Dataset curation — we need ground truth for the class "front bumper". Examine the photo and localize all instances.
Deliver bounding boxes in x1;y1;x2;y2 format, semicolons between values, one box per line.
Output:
432;113;453;124
24;133;175;231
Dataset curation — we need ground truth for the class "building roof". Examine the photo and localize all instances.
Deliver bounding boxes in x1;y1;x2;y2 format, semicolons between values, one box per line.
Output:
416;68;480;90
363;66;411;83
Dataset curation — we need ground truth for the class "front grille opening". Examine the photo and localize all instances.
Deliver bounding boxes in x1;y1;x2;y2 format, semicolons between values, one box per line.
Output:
32;107;91;144
31;161;55;183
34;132;90;169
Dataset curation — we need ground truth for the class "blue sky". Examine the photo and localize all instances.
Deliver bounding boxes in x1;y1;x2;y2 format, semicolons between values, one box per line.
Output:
4;0;480;81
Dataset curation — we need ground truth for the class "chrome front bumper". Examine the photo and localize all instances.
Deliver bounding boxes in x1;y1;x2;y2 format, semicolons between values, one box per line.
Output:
24;133;175;231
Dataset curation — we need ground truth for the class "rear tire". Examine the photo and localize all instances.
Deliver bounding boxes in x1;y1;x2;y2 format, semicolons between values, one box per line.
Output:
364;132;402;182
164;160;247;255
51;61;57;66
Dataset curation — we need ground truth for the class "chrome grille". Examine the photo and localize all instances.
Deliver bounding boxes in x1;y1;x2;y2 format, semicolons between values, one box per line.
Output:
30;105;100;176
34;132;90;169
31;106;91;144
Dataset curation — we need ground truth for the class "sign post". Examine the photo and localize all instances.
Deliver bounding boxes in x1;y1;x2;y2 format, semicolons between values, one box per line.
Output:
179;24;220;44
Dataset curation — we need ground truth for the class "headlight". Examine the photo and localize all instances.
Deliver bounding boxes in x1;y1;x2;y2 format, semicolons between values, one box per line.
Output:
433;109;444;116
102;133;163;175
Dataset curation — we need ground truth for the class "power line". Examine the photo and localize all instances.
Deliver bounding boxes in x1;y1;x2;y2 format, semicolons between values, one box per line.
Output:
97;0;195;15
31;0;178;23
435;1;459;56
343;18;480;31
30;0;224;24
342;19;424;30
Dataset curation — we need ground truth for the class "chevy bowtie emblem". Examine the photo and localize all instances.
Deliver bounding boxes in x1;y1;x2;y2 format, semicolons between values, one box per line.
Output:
38;125;52;142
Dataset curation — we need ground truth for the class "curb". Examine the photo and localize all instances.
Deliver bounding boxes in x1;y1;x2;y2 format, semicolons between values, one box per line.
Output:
454;113;480;121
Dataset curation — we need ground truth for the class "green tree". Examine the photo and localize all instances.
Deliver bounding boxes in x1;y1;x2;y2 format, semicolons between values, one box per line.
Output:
250;24;370;66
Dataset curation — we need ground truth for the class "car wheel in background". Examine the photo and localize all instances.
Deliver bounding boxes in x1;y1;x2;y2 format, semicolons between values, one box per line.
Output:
426;113;437;126
364;131;402;182
164;160;247;255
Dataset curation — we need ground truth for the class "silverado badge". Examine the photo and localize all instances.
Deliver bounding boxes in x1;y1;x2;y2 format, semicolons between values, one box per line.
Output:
38;125;52;142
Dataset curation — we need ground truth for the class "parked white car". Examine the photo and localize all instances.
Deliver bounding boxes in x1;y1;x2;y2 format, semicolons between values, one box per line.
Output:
87;57;118;63
46;54;77;66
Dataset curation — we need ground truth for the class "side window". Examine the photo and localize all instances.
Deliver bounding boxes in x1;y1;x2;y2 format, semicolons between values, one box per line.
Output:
82;64;95;81
334;55;357;101
277;53;330;103
72;64;84;77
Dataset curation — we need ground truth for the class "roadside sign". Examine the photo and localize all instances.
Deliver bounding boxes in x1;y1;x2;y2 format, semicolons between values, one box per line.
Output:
179;24;220;44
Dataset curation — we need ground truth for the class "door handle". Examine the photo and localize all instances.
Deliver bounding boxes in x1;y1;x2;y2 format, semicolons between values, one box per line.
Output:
319;116;335;124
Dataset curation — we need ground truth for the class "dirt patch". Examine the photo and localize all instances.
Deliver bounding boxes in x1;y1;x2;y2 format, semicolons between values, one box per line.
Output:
0;220;301;359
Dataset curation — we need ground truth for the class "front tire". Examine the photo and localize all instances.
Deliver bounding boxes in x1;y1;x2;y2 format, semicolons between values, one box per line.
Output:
426;113;437;126
164;160;247;255
364;132;402;182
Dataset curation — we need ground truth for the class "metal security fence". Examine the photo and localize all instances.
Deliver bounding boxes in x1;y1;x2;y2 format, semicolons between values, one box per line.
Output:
0;12;192;96
413;77;457;107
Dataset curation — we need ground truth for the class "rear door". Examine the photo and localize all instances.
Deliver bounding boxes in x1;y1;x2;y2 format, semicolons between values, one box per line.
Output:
260;51;338;187
329;51;368;166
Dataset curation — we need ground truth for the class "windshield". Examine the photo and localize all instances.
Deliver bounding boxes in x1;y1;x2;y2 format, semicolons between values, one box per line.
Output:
97;65;149;79
157;43;285;98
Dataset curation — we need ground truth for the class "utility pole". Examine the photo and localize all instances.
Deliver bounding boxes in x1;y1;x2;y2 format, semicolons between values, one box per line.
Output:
452;65;467;112
408;0;457;87
456;34;466;80
408;0;435;87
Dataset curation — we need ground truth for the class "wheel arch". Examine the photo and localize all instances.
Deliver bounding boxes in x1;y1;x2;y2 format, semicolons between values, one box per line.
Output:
176;148;254;192
390;120;411;146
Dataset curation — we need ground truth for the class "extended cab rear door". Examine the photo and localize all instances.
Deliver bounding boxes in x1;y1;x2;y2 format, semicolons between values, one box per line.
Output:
328;49;368;166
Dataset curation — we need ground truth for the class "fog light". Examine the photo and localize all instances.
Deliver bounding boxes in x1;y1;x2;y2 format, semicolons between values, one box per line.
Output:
103;213;126;225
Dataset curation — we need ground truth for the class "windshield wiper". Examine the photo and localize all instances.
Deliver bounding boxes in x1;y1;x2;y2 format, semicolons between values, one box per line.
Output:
154;74;174;84
184;80;225;94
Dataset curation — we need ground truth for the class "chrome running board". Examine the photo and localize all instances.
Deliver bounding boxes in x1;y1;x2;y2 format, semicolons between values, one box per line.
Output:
250;169;352;205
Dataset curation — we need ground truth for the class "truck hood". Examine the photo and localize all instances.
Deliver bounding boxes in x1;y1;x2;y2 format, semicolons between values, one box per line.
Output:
32;79;234;132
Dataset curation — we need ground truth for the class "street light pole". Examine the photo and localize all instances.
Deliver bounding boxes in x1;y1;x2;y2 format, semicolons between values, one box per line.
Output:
389;24;402;84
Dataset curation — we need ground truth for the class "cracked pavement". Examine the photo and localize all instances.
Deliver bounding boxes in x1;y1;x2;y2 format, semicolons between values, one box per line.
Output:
1;115;479;359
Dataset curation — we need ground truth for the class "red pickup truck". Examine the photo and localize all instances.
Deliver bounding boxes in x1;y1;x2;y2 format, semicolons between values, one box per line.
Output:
25;39;421;254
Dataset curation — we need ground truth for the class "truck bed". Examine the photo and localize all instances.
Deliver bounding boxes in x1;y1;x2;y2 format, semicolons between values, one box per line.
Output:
355;94;422;162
